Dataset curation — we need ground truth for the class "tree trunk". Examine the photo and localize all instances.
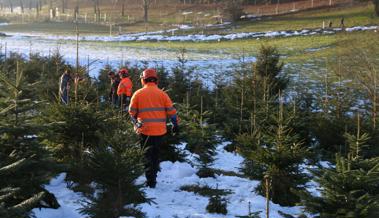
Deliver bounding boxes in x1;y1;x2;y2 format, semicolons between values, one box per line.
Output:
62;0;66;13
143;0;151;23
36;1;39;16
144;4;148;23
375;0;379;16
93;0;97;14
122;2;125;16
20;0;24;13
8;0;13;13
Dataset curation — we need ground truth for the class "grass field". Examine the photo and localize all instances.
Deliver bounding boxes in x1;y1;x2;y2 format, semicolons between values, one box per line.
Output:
115;31;377;63
0;3;377;36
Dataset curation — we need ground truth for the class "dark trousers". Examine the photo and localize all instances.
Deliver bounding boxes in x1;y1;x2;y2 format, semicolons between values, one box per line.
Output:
120;94;130;111
109;93;119;107
60;88;69;105
140;134;163;186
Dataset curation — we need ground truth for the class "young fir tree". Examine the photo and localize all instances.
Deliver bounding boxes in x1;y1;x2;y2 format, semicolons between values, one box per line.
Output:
298;115;379;218
206;185;228;215
0;68;59;217
240;98;309;206
40;102;110;184
81;119;148;218
179;102;218;177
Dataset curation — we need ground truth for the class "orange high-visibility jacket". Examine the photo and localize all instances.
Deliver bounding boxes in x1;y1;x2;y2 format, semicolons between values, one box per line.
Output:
117;77;133;97
129;83;177;136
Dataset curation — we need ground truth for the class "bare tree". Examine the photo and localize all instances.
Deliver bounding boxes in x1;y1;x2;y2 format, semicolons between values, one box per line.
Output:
20;0;24;13
122;0;127;17
92;0;100;22
8;0;13;13
142;0;153;23
61;0;66;13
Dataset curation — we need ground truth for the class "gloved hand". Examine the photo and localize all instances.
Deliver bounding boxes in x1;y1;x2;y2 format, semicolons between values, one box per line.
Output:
172;124;179;135
170;115;179;136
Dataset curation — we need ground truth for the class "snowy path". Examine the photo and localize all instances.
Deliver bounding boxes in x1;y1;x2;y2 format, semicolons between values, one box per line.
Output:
33;140;303;218
137;142;302;218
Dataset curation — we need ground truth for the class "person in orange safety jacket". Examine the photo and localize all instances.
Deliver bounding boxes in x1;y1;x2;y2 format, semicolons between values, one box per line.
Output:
117;68;133;111
129;68;179;188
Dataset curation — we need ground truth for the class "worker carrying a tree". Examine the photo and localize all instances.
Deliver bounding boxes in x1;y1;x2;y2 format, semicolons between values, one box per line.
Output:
117;68;133;111
108;71;121;106
129;68;179;188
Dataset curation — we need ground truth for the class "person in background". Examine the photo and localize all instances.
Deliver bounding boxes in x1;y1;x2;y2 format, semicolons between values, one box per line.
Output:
117;68;133;111
129;68;179;188
59;69;72;105
108;71;121;106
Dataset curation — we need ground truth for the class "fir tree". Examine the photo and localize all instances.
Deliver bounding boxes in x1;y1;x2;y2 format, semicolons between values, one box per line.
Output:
40;102;110;183
298;115;379;217
0;68;59;217
206;185;228;215
179;103;218;176
81;120;147;218
240;99;309;206
253;45;287;101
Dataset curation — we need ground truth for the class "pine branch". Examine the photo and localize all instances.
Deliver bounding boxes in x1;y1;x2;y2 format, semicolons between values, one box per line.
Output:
0;187;20;202
0;158;27;175
0;71;19;92
11;191;45;212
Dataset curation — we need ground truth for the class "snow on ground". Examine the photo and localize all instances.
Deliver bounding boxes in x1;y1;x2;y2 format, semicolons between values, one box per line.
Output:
1;25;377;42
137;141;303;218
32;173;84;218
210;141;244;173
35;140;305;218
0;32;255;83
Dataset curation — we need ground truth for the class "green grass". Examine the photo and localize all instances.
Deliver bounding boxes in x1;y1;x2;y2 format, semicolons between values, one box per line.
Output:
116;31;376;63
0;21;110;35
1;4;377;36
0;17;8;23
177;4;379;35
236;4;379;32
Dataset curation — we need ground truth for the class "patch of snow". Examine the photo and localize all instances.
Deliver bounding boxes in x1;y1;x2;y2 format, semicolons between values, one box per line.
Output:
35;142;305;218
4;25;377;43
211;142;244;173
0;22;8;26
33;173;85;218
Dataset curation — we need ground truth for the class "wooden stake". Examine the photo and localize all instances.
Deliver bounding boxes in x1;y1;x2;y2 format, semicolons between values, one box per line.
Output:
75;19;79;105
264;175;270;218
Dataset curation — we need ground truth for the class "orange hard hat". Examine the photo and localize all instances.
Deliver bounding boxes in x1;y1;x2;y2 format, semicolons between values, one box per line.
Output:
140;68;158;80
118;68;129;77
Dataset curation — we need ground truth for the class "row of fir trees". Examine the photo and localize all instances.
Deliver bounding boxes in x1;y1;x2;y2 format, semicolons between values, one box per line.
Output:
1;41;379;217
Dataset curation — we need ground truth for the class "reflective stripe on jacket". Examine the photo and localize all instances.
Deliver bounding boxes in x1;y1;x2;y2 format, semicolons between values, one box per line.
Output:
129;83;177;136
117;77;133;97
